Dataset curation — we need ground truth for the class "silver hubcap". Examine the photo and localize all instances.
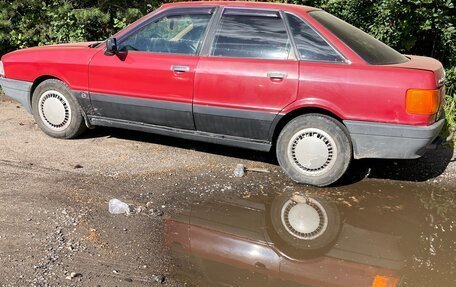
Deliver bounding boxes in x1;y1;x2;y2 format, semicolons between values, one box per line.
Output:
288;128;337;176
38;91;71;131
281;195;328;240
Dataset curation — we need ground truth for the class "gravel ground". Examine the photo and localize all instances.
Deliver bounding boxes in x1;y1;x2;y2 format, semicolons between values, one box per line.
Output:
0;93;455;286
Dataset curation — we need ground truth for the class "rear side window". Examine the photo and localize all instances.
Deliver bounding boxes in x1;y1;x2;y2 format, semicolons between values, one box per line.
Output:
211;10;291;60
286;13;343;63
309;11;408;65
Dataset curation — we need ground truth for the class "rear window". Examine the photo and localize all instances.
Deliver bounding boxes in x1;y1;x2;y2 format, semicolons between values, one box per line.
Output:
309;11;408;65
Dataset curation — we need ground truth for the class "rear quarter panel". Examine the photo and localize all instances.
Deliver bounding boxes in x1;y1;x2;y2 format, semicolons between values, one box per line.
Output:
284;62;437;126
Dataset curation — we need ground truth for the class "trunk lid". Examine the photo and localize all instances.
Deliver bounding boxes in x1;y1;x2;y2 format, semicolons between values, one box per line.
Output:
390;55;446;88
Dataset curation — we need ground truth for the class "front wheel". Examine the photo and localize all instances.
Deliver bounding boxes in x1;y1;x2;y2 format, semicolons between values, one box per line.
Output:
32;79;87;139
276;114;352;186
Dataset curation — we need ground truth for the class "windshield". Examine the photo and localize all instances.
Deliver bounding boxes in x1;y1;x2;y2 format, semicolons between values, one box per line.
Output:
309;11;408;65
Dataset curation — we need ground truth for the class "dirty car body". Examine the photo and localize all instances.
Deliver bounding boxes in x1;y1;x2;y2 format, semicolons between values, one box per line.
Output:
0;1;446;186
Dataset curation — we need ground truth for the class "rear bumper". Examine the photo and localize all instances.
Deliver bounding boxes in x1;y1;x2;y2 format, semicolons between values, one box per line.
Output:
0;78;33;112
344;118;445;159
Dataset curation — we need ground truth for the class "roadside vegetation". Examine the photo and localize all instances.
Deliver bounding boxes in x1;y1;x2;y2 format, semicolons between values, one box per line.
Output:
445;94;456;143
0;0;454;138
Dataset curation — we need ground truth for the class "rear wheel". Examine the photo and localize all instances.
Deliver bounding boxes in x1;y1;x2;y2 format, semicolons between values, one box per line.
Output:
268;193;341;253
32;79;86;139
276;114;352;186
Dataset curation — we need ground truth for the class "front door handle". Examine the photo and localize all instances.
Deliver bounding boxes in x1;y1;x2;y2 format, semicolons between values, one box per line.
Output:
267;72;287;80
171;65;190;73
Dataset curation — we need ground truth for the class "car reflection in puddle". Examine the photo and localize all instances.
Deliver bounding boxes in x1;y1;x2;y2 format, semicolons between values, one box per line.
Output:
164;179;455;287
165;186;438;287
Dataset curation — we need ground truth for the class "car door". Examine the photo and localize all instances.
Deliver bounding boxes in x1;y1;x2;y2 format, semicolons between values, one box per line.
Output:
189;200;281;287
88;8;214;130
193;8;299;141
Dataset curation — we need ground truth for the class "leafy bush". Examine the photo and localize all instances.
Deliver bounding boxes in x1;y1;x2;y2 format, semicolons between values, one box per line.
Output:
0;0;159;52
0;0;454;132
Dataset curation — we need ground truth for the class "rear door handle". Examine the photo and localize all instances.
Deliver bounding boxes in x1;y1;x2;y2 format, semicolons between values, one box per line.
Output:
267;72;287;80
171;65;190;73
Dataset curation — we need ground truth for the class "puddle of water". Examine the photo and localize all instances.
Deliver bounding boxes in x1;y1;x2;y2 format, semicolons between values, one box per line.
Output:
164;180;456;287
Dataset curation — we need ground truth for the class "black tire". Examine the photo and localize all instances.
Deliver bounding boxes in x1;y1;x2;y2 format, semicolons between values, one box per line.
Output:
276;114;352;186
268;193;341;253
32;79;87;139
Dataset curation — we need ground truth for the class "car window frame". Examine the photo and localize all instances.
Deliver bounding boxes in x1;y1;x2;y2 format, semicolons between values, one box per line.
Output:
109;5;350;64
283;11;350;64
115;7;218;56
201;7;298;61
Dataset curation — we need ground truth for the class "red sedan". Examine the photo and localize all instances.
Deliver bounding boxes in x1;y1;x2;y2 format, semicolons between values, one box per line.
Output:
0;1;446;186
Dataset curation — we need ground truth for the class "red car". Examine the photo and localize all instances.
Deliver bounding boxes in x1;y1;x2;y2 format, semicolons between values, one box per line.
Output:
0;1;446;186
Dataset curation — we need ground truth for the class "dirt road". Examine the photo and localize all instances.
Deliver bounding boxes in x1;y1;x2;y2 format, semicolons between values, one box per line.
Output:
0;93;455;286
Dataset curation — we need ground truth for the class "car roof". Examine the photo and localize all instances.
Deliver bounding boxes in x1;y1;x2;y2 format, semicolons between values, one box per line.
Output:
162;1;319;13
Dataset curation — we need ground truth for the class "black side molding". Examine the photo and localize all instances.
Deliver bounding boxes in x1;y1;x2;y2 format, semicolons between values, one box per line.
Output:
89;116;272;152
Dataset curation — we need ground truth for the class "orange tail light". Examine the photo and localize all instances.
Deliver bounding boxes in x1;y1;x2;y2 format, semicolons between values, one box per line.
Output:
406;89;439;115
372;275;400;287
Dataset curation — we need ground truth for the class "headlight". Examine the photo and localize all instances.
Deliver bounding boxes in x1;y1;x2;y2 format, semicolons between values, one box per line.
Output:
0;61;4;77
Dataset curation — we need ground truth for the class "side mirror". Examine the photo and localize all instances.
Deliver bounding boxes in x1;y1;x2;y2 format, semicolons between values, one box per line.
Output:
105;37;118;55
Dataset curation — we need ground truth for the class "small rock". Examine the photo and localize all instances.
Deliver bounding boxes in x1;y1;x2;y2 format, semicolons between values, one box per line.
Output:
153;274;166;284
65;272;81;280
127;205;137;215
134;206;146;214
241;191;251;199
145;201;154;208
149;208;164;217
74;164;83;169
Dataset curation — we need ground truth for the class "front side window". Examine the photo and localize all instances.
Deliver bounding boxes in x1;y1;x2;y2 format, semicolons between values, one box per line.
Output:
118;12;212;55
211;10;291;60
286;13;344;63
309;10;408;65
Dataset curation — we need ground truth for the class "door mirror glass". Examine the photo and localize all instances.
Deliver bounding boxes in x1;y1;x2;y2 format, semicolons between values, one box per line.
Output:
106;37;118;55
